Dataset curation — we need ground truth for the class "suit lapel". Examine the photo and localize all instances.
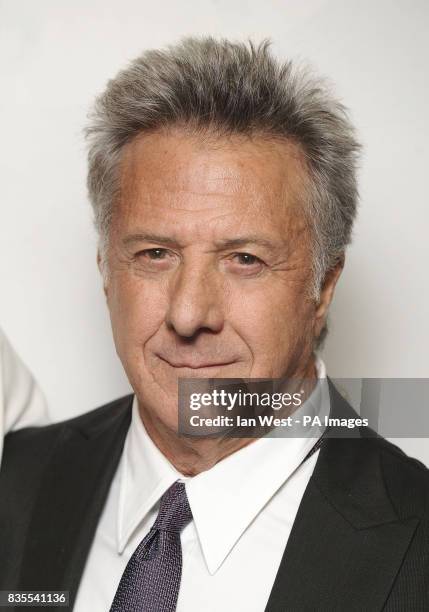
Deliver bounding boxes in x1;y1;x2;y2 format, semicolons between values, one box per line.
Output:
18;396;133;608
265;381;420;612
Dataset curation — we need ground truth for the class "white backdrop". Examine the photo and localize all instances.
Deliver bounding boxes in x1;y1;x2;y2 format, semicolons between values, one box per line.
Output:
1;0;428;462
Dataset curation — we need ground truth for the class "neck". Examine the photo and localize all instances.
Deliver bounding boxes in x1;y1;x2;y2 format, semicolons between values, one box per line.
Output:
139;356;318;476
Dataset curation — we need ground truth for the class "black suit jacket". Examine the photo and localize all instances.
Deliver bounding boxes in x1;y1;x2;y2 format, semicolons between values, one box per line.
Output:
0;380;428;611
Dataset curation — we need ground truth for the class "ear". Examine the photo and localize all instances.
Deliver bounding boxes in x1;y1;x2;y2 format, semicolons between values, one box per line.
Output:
97;250;108;298
313;257;344;339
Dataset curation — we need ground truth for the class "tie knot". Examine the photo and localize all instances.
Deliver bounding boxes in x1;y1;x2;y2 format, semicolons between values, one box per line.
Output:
152;481;193;533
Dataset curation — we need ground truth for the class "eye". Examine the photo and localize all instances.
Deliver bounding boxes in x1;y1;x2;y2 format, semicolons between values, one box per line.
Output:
227;252;265;276
133;247;176;271
234;253;260;266
138;248;168;260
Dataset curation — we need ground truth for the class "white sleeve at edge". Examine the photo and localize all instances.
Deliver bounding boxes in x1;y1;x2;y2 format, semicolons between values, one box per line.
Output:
0;328;50;462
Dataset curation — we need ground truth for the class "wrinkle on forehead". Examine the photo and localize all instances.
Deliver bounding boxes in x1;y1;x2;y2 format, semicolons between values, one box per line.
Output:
112;129;311;260
118;127;308;209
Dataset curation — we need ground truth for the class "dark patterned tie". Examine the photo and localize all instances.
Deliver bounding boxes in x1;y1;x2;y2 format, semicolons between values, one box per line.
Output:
110;481;193;612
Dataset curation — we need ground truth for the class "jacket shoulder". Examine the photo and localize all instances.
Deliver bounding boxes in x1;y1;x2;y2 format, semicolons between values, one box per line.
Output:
376;435;428;473
3;394;132;444
375;436;429;518
327;379;429;516
0;394;133;476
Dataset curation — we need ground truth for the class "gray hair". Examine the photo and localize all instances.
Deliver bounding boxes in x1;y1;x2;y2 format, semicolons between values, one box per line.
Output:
86;37;360;344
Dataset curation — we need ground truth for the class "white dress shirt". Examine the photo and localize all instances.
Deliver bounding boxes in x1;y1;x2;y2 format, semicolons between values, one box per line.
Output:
74;358;330;612
0;327;49;463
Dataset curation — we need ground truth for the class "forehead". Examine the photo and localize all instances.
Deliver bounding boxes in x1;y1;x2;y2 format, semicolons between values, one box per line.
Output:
116;128;308;240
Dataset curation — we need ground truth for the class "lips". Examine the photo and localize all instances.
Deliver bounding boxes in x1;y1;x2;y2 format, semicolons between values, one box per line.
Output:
158;355;235;369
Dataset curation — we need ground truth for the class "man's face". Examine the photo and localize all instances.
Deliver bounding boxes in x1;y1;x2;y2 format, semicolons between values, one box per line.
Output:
104;129;330;432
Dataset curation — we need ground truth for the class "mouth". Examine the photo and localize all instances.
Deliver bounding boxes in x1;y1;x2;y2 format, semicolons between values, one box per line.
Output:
157;355;236;370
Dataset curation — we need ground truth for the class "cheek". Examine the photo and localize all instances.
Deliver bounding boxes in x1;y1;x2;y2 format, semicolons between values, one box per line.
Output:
229;284;315;358
107;274;166;351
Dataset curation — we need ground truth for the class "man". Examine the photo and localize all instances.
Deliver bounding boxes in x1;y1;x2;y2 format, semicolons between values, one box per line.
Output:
0;38;428;611
0;327;48;463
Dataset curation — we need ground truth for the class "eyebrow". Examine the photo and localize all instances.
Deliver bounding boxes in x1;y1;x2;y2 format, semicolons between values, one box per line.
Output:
214;236;279;250
122;233;182;248
122;232;281;251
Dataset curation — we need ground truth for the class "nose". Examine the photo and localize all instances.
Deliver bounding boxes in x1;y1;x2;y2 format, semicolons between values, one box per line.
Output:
165;262;224;337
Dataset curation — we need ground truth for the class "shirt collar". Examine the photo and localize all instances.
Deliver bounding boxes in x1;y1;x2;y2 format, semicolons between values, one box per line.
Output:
117;357;330;573
117;399;184;554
